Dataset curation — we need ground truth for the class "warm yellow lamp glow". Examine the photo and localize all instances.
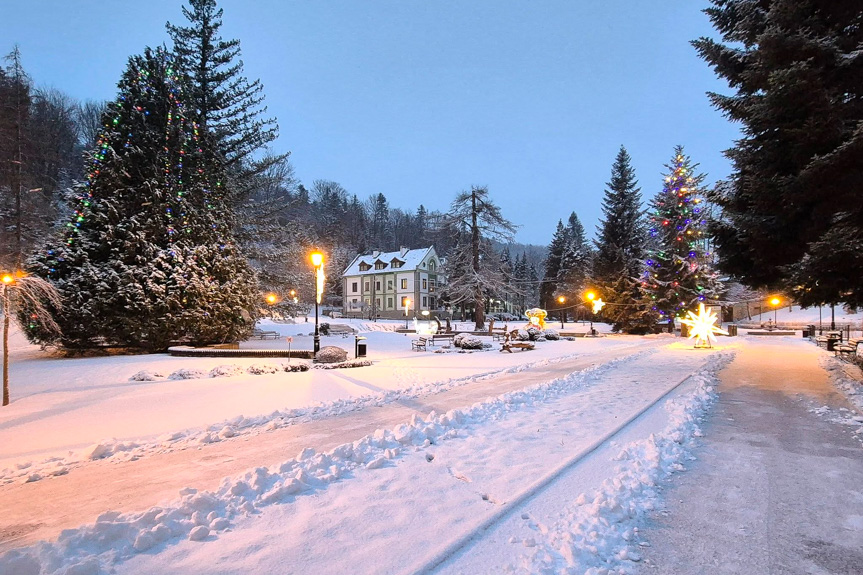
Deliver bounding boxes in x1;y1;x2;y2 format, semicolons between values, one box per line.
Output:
266;293;278;305
770;297;780;307
592;298;606;314
680;303;728;348
1;275;13;285
310;252;324;267
558;296;566;304
585;291;596;301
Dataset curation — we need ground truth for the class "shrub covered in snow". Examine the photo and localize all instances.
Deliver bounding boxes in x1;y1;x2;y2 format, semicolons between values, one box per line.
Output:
129;370;164;381
319;322;331;336
247;364;280;375
168;369;208;380
516;329;530;341
543;329;560;340
314;346;347;363
527;326;542;340
283;363;310;372
455;335;483;349
313;360;373;370
209;364;245;378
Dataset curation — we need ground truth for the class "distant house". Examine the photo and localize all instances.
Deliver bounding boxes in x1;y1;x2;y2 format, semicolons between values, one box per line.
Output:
342;246;445;319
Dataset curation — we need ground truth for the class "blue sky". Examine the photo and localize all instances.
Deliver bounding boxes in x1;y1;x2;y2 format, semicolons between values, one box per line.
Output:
2;0;738;246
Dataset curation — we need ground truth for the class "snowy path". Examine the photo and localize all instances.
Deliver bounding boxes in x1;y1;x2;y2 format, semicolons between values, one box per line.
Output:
638;337;863;574
0;340;658;553
0;342;731;574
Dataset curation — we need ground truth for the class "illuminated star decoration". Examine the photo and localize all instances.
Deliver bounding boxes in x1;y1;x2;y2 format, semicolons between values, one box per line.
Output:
592;298;606;314
680;303;728;348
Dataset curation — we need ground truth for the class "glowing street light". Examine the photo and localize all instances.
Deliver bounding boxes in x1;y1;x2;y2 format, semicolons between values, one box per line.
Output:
584;290;603;336
290;289;297;304
769;296;781;329
265;293;278;305
558;295;566;328
404;297;411;329
311;251;325;353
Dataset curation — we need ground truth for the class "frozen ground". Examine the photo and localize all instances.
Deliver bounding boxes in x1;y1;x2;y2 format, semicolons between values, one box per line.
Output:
0;314;861;574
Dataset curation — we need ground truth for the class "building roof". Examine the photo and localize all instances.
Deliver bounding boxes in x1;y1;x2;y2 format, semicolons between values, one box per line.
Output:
342;247;436;277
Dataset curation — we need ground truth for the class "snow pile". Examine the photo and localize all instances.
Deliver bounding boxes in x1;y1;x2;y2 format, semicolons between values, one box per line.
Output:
516;354;728;575
314;346;348;363
0;351;654;574
312;360;373;370
129;370;165;381
208;364;246;378
0;350;593;486
819;354;863;414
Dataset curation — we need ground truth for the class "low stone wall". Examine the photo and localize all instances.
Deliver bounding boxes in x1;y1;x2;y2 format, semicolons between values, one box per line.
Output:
168;346;315;359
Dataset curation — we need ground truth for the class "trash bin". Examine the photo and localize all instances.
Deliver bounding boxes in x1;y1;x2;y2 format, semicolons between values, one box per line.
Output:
827;337;837;352
726;324;738;337
355;336;367;358
802;328;809;338
680;323;689;338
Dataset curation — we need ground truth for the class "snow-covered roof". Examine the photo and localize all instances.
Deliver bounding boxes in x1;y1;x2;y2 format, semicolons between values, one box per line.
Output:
342;247;436;277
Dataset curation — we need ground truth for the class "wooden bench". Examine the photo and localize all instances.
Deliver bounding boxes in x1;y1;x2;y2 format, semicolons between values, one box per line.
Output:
328;325;356;338
834;338;862;357
491;329;508;341
430;333;456;346
411;337;428;351
251;328;280;340
500;342;534;353
816;332;842;350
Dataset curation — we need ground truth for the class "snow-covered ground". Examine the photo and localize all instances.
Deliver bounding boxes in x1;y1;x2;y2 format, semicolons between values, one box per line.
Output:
0;314;860;574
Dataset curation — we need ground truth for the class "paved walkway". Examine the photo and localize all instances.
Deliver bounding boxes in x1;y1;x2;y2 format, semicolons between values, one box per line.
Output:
641;338;863;574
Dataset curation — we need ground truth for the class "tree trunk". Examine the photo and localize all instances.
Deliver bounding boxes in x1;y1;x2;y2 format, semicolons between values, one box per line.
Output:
471;189;485;330
3;286;9;406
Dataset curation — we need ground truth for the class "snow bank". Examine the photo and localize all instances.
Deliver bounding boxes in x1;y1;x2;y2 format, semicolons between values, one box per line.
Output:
0;350;594;486
515;353;730;574
0;350;657;574
815;355;863;440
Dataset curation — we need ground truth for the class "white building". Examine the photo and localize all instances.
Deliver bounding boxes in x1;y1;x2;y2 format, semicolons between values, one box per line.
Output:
342;246;445;319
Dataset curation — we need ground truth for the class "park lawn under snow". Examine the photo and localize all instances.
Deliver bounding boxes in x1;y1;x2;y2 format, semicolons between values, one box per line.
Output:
0;338;734;575
0;318;628;483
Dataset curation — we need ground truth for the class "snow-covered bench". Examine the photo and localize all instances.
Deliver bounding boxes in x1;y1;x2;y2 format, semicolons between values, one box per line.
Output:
834;338;862;358
250;328;280;340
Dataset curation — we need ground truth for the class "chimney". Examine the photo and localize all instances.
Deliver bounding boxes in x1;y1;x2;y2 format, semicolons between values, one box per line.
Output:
400;246;408;257
372;250;380;258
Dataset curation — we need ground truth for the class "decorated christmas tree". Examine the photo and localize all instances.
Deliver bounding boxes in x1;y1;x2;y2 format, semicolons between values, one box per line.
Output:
25;48;257;350
642;146;721;331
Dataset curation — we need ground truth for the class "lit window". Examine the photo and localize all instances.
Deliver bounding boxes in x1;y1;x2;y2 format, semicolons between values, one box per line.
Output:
401;279;407;289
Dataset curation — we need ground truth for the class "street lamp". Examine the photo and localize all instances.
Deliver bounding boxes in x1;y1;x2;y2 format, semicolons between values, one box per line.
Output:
558;295;566;328
584;290;598;336
405;298;413;329
311;251;325;353
769;296;781;329
290;289;297;303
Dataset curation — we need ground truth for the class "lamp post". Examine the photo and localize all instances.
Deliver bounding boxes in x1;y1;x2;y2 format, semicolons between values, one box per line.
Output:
404;298;411;330
290;289;297;304
311;251;325;353
558;295;566;329
585;290;597;336
769;296;780;329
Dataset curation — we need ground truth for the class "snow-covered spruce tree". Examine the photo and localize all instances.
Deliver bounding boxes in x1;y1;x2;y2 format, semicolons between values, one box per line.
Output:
642;146;720;331
540;220;567;310
558;212;591;300
591;146;655;333
694;0;863;307
26;48;257;350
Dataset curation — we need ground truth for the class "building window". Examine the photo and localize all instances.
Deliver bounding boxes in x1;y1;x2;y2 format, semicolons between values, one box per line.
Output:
387;297;393;308
429;297;436;309
422;296;427;307
429;280;436;293
359;262;371;271
401;296;410;307
352;282;358;293
387;280;393;290
364;282;369;292
422;278;427;290
391;260;403;269
376;298;381;310
375;261;386;270
429;260;436;271
375;281;381;290
400;279;408;289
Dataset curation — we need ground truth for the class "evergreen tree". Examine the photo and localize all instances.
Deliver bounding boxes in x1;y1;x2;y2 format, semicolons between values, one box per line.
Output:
558;212;591;297
694;0;863;307
167;0;280;175
642;146;721;331
540;220;566;309
591;146;654;333
27;48;257;350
